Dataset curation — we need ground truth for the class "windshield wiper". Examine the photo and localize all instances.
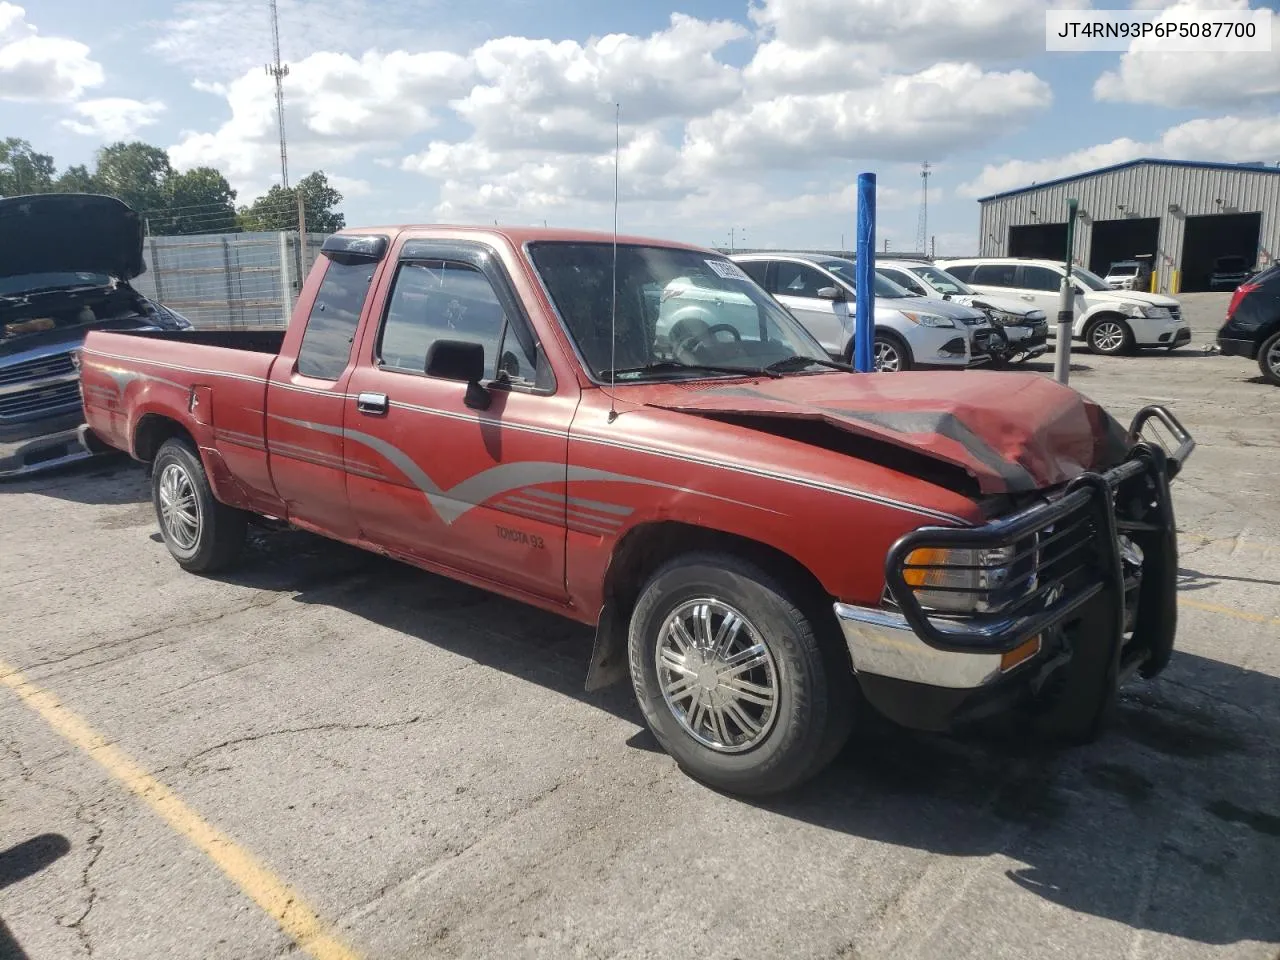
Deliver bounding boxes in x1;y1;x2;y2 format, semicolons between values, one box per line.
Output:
0;284;110;303
765;355;853;373
599;360;782;380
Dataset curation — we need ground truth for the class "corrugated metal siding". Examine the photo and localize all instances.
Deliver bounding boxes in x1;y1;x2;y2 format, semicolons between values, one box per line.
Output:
978;161;1280;292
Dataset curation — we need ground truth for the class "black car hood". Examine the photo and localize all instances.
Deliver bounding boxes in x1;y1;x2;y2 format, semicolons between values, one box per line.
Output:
0;193;145;281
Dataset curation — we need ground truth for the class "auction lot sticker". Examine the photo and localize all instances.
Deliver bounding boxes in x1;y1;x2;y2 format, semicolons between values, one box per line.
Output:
1046;8;1271;51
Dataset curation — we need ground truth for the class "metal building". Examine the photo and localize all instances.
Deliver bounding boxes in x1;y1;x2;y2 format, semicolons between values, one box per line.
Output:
976;158;1280;293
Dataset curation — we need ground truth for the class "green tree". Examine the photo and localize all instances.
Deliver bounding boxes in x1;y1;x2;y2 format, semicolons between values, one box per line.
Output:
93;141;174;215
0;138;56;196
238;170;345;234
53;164;99;193
165;167;238;234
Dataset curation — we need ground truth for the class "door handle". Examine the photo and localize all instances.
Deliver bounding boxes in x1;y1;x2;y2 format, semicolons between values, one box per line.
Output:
356;392;388;415
1020;294;1034;301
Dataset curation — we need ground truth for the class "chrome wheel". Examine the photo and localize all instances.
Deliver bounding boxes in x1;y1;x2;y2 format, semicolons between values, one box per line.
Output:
1091;320;1126;354
158;462;200;550
656;598;779;753
873;339;902;372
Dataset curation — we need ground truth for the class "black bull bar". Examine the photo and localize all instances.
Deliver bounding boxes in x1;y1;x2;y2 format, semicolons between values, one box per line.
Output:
884;404;1195;682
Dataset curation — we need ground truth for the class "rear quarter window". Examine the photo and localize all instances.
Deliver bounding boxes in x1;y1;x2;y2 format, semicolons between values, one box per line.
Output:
296;259;374;380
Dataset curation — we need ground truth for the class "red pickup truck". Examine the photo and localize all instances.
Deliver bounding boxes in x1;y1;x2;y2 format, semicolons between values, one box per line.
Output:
81;226;1194;795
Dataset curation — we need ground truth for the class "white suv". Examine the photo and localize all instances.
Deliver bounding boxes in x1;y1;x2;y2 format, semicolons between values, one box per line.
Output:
936;258;1191;356
729;252;995;372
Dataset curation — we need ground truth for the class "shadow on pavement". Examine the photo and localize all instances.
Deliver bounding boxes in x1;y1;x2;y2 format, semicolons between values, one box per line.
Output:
0;455;146;507
211;531;1280;951
0;833;72;960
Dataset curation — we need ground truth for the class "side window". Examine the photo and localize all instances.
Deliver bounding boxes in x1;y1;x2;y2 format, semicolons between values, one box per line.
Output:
1018;265;1064;292
882;269;928;296
737;260;769;288
774;261;829;299
971;263;1018;287
377;260;537;382
296;259;374;380
945;264;975;282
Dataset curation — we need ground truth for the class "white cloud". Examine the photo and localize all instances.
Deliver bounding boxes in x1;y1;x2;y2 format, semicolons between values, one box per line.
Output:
682;63;1052;175
958;114;1280;197
326;173;372;197
168;48;472;190
62;97;166;139
0;2;102;102
1094;1;1280;107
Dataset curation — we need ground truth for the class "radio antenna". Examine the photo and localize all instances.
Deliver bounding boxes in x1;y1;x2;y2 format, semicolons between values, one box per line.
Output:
608;101;620;423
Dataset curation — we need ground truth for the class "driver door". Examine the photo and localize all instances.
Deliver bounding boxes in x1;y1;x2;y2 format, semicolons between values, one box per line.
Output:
769;260;850;354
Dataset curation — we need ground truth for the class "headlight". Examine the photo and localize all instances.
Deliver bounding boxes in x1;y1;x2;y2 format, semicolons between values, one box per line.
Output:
902;544;1021;614
901;311;955;329
988;310;1025;326
1123;303;1165;319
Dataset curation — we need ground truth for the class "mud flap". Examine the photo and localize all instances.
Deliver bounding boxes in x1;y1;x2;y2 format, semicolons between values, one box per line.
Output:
585;601;629;692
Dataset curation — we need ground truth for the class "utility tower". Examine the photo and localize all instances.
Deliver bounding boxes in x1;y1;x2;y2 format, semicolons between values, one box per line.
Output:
915;161;930;255
265;0;290;189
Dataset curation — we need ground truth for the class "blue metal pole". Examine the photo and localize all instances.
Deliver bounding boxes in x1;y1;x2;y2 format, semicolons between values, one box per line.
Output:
854;173;876;372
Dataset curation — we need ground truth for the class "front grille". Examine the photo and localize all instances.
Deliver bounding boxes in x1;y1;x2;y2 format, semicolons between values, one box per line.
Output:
0;381;82;421
0;352;76;389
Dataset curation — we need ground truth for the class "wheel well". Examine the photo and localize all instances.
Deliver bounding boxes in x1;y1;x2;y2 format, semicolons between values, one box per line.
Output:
606;522;827;613
584;520;847;692
1085;311;1130;330
133;414;195;463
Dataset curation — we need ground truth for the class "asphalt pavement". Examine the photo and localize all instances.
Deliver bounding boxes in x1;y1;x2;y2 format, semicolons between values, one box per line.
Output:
1;291;1277;960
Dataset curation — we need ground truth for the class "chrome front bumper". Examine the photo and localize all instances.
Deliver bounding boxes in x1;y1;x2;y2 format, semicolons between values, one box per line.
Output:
834;602;1003;690
0;424;103;479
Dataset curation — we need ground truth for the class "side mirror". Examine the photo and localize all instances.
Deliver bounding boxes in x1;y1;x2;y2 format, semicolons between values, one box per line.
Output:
425;339;490;409
816;286;844;302
942;293;953;300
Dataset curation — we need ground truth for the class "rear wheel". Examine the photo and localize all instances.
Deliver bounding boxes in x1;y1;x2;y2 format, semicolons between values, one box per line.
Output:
627;552;854;796
1086;316;1134;356
152;438;247;573
1258;331;1280;386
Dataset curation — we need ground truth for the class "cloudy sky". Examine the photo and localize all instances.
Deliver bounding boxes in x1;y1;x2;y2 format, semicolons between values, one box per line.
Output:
2;0;1278;252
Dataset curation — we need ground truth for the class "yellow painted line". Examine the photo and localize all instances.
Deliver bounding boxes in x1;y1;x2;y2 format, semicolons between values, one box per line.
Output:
1178;596;1280;627
0;659;360;960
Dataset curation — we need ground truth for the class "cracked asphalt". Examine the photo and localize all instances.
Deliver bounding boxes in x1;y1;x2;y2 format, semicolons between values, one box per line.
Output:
1;292;1278;960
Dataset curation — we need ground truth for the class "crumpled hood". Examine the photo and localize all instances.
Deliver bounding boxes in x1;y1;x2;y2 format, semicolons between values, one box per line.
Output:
1089;288;1178;308
643;371;1131;495
0;193;144;281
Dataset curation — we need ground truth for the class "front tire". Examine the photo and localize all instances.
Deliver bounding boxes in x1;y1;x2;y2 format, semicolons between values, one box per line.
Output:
627;553;853;796
152;438;247;573
873;332;912;372
1258;331;1280;386
1086;315;1134;356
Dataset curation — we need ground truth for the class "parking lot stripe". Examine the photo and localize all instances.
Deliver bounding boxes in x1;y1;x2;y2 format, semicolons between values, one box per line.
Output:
1178;597;1280;626
0;659;361;960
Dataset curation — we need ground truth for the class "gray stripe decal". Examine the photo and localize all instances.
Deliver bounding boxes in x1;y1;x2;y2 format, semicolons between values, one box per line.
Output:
518;488;568;505
567;495;633;516
84;346;955;523
505;495;625;527
269;415;773;525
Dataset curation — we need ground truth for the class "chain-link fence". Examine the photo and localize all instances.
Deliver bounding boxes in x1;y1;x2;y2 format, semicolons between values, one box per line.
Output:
131;231;328;330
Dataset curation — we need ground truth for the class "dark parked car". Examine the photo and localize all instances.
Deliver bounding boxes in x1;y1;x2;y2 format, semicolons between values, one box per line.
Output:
1209;255;1254;291
1217;264;1280;385
0;193;192;478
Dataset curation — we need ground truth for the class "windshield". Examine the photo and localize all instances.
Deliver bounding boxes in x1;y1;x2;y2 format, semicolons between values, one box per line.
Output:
0;271;113;297
527;242;831;380
1108;264;1138;276
1072;267;1113;292
911;264;973;295
1215;257;1247;270
817;258;912;298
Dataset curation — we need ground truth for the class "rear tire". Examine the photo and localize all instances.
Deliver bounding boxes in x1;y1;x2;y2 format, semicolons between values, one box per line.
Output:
1258;331;1280;386
152;438;247;573
627;552;854;796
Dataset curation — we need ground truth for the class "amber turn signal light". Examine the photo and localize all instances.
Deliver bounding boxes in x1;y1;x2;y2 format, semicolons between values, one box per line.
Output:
1000;635;1041;672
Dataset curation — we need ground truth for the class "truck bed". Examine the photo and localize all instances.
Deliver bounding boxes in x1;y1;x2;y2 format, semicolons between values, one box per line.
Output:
106;328;286;353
